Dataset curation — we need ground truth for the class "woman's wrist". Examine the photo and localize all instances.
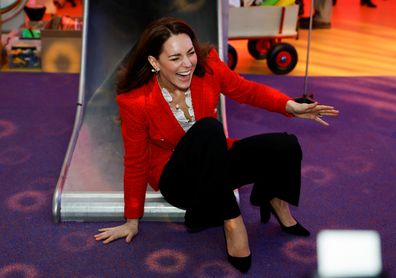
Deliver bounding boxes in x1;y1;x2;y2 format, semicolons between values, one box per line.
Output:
285;100;296;115
126;218;139;226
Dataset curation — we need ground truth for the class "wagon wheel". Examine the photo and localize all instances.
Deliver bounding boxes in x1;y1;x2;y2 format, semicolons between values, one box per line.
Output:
247;39;275;60
227;44;238;70
266;43;298;75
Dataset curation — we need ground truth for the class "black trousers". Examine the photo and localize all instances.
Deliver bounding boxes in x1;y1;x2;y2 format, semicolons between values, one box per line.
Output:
158;117;302;230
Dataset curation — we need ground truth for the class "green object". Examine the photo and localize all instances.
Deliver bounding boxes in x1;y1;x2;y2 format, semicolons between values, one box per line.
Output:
21;28;41;39
261;0;279;5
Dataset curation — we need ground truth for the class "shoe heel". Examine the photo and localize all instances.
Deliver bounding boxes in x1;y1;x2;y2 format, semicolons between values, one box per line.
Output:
260;203;271;223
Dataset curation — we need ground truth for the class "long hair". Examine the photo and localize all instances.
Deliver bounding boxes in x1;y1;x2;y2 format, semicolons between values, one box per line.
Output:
117;17;212;94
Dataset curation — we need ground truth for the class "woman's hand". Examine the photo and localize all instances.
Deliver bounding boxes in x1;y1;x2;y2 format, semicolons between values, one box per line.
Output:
94;218;139;244
286;100;339;126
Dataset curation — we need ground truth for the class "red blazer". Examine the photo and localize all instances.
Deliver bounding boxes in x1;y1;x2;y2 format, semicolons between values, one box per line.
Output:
116;49;292;219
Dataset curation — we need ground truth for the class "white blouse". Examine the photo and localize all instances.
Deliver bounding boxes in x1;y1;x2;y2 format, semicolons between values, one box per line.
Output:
161;87;196;132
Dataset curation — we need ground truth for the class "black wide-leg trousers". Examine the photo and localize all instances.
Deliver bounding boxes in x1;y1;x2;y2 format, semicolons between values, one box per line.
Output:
158;117;302;230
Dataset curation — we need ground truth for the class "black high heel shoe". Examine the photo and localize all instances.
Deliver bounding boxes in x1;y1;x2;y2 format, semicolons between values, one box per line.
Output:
227;253;252;273
360;0;377;8
223;231;252;273
269;207;311;237
260;204;311;237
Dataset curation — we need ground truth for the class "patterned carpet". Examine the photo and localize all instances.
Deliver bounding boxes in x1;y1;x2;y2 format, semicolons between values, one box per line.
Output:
0;72;395;277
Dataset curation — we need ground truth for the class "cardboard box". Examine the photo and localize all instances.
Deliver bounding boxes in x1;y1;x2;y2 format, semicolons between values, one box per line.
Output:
40;16;82;73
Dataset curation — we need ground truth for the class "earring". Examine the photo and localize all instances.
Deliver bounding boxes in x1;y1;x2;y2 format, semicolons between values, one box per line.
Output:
151;68;159;73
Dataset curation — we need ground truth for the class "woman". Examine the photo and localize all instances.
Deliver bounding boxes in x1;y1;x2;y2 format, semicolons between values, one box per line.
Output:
94;17;339;273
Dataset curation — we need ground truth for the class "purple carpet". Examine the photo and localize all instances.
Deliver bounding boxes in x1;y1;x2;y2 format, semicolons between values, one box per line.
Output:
0;72;395;277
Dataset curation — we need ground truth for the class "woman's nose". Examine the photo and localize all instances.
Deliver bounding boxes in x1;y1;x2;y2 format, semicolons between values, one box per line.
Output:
182;56;192;67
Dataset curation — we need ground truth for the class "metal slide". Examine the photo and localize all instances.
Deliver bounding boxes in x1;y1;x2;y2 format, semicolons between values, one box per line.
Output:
52;0;229;222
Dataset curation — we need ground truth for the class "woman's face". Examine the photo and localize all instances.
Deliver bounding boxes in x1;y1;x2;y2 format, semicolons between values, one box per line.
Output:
149;33;197;93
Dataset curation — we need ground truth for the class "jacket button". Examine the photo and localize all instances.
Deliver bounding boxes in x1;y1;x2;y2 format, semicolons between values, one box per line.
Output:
214;108;217;113
160;138;165;142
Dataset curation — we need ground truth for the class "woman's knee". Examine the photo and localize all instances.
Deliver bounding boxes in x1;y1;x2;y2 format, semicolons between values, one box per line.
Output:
192;117;224;136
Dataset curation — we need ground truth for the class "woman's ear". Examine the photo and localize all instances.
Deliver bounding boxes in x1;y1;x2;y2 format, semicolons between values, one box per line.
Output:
148;56;159;71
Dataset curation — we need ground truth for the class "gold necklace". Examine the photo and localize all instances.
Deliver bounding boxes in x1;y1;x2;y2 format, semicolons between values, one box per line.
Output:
157;76;186;110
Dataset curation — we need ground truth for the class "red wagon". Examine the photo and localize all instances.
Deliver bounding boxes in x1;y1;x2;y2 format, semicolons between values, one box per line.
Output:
228;5;299;74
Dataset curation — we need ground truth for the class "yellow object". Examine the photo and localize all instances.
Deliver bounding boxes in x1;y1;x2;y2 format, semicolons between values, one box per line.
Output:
275;0;295;6
41;30;82;73
13;57;27;65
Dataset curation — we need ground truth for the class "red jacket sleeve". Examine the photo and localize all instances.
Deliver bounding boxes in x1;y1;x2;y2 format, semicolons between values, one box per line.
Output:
117;94;149;219
208;49;293;117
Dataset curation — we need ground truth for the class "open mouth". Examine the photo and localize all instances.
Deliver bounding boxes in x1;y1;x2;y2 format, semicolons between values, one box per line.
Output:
176;70;192;77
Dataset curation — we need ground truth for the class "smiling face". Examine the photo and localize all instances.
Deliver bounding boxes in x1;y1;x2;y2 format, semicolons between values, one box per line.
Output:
148;33;197;93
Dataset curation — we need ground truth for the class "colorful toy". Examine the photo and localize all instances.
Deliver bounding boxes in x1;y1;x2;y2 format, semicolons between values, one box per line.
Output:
9;45;40;68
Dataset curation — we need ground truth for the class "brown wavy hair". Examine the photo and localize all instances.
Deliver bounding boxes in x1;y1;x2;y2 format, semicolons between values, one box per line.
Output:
117;17;212;94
